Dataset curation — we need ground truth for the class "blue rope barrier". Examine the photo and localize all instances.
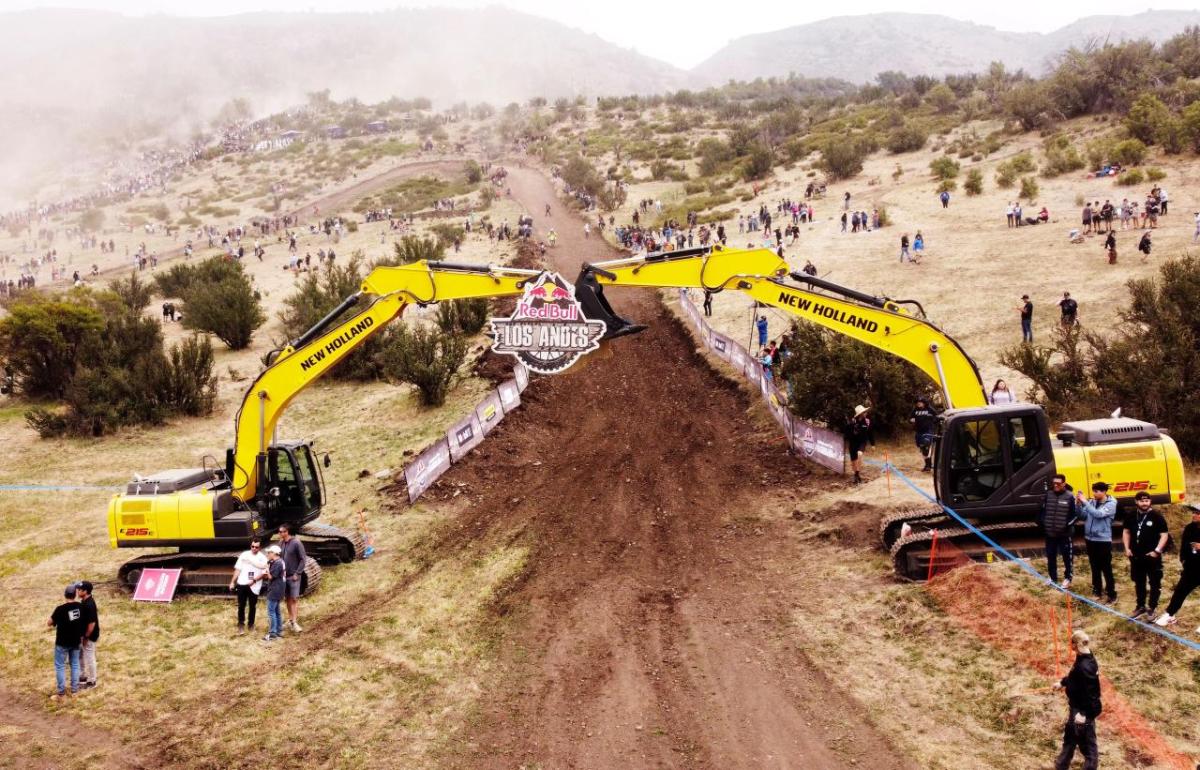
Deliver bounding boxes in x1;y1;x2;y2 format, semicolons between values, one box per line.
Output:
869;457;1200;654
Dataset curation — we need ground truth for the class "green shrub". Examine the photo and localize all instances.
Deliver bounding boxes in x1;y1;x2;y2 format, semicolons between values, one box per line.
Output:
1125;94;1173;145
780;323;938;436
929;155;960;180
346;221;358;233
741;143;775;181
1041;135;1086;177
0;295;104;398
996;152;1036;188
381;325;468;407
1019;176;1039;200
435;298;489;335
428;224;465;249
1146;167;1167;181
1111;139;1148;166
818;139;869;181
1117;169;1145;186
465;160;483;184
937;179;957;194
964;169;983;196
393;235;444;265
179;260;265;350
885;124;927;154
155;257;244;298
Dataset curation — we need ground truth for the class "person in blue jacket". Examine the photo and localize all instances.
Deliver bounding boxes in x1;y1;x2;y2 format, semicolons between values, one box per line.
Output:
1076;482;1117;603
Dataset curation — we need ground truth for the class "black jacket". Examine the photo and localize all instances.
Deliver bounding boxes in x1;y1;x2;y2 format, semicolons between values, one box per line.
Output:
1039;488;1077;538
1061;652;1102;719
1180;521;1200;570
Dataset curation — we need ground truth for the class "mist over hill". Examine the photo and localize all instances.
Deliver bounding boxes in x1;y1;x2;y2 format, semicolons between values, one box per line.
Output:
693;10;1200;85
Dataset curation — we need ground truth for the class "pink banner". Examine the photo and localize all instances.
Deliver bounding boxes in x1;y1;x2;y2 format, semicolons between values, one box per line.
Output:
790;419;846;474
498;379;521;413
475;391;504;435
405;438;452;503
446;413;484;463
133;568;182;602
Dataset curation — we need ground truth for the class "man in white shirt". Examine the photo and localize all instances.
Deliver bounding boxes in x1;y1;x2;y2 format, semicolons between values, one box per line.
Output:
228;538;268;635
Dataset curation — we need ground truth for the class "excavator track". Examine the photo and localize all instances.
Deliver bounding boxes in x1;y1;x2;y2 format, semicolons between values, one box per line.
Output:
879;504;950;549
298;523;366;564
890;520;1050;581
118;552;323;595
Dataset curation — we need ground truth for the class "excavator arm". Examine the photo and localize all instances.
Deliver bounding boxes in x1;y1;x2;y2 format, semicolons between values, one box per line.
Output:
229;260;542;502
581;246;989;409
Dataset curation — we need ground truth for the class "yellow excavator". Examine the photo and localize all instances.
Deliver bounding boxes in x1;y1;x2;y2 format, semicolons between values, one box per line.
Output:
108;245;1187;587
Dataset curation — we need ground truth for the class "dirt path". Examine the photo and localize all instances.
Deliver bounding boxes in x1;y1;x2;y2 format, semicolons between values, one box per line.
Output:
0;685;152;769
424;167;915;769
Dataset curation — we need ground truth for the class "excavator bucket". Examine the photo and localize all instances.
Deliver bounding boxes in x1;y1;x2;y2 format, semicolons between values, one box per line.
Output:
575;265;647;340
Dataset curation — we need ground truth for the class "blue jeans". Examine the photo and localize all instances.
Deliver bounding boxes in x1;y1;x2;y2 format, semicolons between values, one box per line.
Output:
267;599;283;637
1021;318;1033;342
54;645;80;694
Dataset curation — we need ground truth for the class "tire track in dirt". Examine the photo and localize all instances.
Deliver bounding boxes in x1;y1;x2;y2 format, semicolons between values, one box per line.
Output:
424;167;916;769
0;685;153;769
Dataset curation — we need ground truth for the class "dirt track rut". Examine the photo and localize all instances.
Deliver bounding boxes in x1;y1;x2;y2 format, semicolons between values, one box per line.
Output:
427;167;914;769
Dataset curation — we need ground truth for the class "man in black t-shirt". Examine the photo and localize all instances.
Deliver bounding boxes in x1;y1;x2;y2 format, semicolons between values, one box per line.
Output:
47;584;86;697
1020;295;1033;342
77;581;100;689
1059;292;1078;327
910;398;939;472
1122;491;1170;619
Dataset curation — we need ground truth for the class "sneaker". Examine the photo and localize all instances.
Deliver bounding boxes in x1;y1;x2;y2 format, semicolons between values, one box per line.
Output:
50;691;65;701
237;625;245;636
1061;579;1071;590
1105;595;1118;605
1155;613;1177;627
1131;606;1149;619
263;633;273;642
290;621;302;633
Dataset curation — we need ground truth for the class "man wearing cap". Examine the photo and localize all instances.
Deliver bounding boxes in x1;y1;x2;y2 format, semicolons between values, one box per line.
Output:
262;545;286;642
1123;490;1169;620
76;581;101;689
1077;482;1118;603
909;397;938;472
1053;630;1102;770
1040;474;1077;589
47;584;86;698
846;405;874;485
1154;505;1200;628
1019;295;1033;342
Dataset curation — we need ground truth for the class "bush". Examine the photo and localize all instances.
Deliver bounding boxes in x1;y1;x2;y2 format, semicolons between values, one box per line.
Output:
1146;167;1167;181
465;160;483;184
428;223;464;249
1110;139;1147;166
155;257;244;298
885;124;927;154
1001;255;1200;456
1117;169;1145;186
179;260;264;350
779;323;938;437
1181;101;1200;152
925;83;957;113
0;295;104;398
1041;135;1086;177
964;168;984;195
393;235;444;265
929;155;960;180
818;139;869;181
1019;176;1039;200
936;179;957;194
435;298;489;335
741;143;775;181
1125;94;1173;145
381;325;468;407
695;138;734;177
996;152;1037;188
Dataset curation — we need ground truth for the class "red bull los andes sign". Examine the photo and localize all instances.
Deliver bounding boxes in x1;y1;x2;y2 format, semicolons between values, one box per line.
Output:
490;272;605;374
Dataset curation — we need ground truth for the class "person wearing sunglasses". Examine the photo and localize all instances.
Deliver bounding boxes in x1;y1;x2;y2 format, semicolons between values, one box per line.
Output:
229;538;268;636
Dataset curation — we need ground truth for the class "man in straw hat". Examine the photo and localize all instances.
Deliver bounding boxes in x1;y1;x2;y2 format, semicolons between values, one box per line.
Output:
1052;630;1101;770
845;404;874;484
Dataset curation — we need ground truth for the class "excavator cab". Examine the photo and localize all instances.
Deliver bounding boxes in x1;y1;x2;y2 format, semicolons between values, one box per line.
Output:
228;441;326;529
934;405;1055;520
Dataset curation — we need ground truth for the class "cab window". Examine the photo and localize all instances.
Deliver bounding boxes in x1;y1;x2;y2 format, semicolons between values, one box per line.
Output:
1008;415;1042;473
268;449;302;507
948;418;1006;501
295;446;323;508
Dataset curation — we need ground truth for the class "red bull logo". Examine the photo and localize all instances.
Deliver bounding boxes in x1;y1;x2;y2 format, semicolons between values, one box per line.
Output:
490;272;605;375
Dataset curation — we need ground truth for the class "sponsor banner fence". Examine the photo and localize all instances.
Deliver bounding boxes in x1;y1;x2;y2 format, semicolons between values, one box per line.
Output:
790;419;846;473
709;331;732;362
405;438;452;503
729;341;748;375
475;391;504;435
498;379;521;413
514;362;529;392
446;413;484;463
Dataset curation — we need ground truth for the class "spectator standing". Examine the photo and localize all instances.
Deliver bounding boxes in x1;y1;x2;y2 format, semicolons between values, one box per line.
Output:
899;233;910;262
263;545;285;642
229;538;268;635
756;314;768;348
844;191;851;211
77;581;100;689
1019;295;1034;342
279;525;307;632
913;231;925;261
1138;231;1152;261
939;190;950;209
802;260;817;277
1123;491;1169;620
910;397;938;472
1159;187;1168;214
1006;202;1015;228
1103;231;1117;264
1059;292;1078;327
846;405;874;485
1077;483;1118;603
702;289;713;317
1193;211;1200;242
990;379;1016;405
1154;505;1200;628
1052;630;1102;770
1039;474;1077;588
48;584;85;698
1081;202;1092;234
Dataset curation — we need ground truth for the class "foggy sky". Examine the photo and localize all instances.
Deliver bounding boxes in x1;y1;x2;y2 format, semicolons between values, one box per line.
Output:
8;0;1198;69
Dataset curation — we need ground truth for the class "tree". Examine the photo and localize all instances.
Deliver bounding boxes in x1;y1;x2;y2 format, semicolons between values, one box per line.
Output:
393;235;443;265
929;156;960;180
964;169;984;196
381;325;468;407
1125;93;1173;145
464;160;483;184
885;124;927;154
0;296;105;398
1181;101;1200;152
818;139;869;181
696;138;734;176
925;83;958;113
179;261;265;350
741;143;774;181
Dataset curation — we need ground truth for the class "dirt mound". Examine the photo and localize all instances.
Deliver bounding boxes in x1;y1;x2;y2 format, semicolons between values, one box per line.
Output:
792;500;883;549
411;166;915;769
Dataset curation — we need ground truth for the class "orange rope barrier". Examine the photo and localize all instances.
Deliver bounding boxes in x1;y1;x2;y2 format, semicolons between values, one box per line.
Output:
1051;605;1062;680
